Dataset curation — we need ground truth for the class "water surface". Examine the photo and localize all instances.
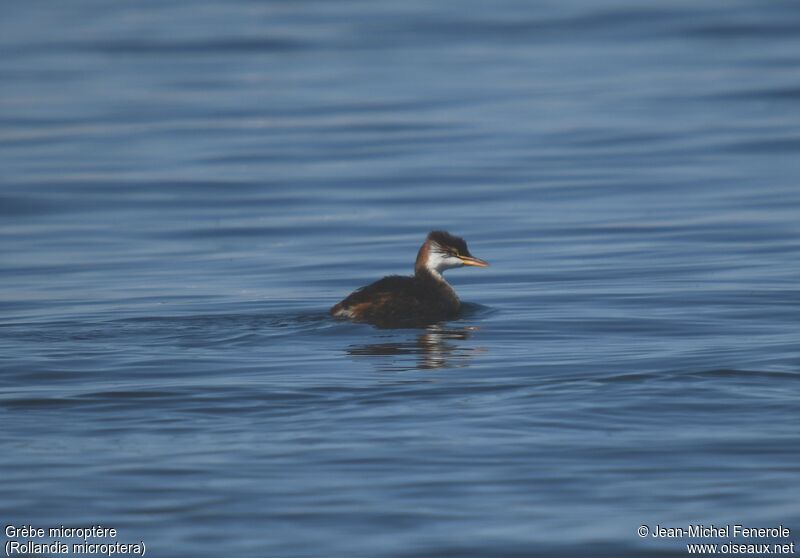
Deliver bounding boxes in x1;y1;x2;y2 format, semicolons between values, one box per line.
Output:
1;1;799;556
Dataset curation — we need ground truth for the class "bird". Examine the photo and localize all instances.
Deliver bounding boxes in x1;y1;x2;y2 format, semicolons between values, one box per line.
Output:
330;231;488;327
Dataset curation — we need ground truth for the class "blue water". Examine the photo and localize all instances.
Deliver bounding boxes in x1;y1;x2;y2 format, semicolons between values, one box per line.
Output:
2;1;799;556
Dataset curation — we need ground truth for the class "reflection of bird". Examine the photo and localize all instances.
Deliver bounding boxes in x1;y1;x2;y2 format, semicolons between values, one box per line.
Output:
347;325;482;371
331;231;488;327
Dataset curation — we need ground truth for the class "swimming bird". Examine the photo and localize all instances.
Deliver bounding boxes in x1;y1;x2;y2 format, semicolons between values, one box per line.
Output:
331;231;488;327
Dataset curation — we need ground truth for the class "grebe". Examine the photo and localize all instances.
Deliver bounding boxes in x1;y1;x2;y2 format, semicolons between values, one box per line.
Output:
331;231;488;327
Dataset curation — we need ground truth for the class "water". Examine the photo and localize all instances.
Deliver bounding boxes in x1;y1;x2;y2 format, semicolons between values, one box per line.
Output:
1;1;799;556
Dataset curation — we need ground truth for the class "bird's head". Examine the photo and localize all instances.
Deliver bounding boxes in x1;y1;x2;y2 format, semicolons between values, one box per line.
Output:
415;230;489;276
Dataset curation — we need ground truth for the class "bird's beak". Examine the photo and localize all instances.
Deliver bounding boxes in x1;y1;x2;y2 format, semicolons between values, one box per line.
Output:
459;255;489;267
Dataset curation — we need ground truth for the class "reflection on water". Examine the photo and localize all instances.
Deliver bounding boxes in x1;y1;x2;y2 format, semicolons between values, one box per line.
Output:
346;324;483;371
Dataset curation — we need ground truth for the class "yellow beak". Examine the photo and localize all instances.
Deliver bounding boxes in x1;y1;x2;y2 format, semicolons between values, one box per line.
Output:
459;255;489;267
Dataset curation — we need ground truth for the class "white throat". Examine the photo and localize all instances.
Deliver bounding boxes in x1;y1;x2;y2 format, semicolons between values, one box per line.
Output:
424;244;464;279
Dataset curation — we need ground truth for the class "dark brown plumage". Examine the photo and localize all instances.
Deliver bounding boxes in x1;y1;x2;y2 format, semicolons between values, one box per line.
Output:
331;231;488;328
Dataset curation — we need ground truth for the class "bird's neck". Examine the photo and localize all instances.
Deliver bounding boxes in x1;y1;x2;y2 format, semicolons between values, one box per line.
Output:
415;265;446;284
415;267;460;309
414;242;448;279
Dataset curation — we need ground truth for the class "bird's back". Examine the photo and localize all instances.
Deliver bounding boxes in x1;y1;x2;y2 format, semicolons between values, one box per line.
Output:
330;273;459;327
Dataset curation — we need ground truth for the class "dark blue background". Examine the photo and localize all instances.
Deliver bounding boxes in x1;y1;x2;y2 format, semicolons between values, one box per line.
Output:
1;1;799;556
